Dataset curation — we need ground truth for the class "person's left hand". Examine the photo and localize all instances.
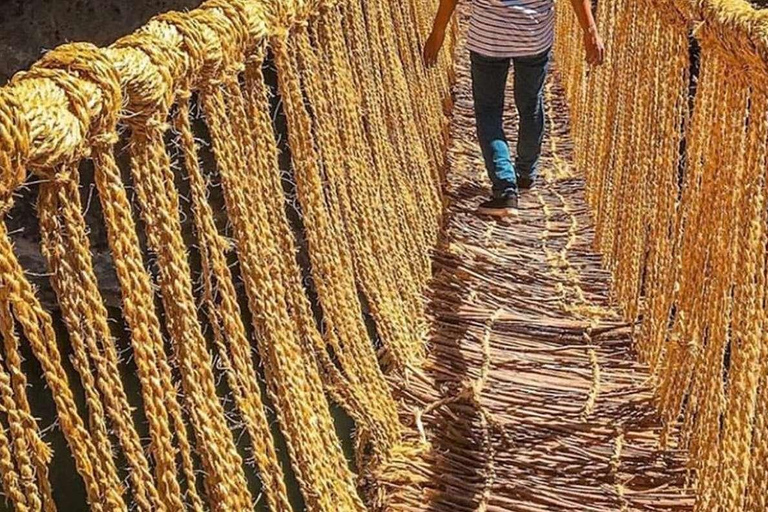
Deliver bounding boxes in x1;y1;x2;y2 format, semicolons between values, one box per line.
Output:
423;28;446;67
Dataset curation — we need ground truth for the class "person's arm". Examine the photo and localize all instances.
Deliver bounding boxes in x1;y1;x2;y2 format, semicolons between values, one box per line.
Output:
423;0;459;67
569;0;605;65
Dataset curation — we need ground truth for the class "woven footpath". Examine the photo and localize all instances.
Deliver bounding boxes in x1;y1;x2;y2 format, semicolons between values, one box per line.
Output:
379;20;694;512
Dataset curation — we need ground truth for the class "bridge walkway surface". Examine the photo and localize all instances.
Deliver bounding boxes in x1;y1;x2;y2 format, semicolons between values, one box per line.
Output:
383;33;695;512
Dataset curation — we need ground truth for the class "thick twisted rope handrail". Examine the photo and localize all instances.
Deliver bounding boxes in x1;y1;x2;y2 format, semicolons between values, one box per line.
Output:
0;0;269;197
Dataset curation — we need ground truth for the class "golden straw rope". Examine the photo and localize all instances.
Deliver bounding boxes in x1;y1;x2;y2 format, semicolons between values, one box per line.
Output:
556;1;768;510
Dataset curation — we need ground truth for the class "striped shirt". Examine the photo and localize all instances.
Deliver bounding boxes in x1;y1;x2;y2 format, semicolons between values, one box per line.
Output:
467;0;556;58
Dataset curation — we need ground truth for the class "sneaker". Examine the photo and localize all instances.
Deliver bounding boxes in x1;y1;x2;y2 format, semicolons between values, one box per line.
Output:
517;175;535;190
477;194;519;217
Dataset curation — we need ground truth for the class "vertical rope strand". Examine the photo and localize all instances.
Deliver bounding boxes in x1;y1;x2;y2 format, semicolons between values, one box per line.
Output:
173;89;293;512
38;170;163;512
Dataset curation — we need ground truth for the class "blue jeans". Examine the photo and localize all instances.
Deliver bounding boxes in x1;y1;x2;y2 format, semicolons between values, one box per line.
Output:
470;49;550;198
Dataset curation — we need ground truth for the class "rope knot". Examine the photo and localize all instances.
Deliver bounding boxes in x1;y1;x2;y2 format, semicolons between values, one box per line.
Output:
91;131;120;148
192;2;251;88
35;43;123;152
50;162;77;184
11;66;92;173
202;0;251;57
0;89;30;214
110;32;180;128
468;381;484;405
176;89;193;102
157;11;222;89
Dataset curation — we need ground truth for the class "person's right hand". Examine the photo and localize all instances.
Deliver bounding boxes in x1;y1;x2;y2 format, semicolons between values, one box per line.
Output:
583;26;605;66
423;28;446;67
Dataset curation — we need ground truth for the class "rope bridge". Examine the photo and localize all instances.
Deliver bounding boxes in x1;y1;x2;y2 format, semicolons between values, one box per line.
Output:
0;0;763;511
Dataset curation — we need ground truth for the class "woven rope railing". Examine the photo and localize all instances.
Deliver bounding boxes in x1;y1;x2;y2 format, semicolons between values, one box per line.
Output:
0;0;456;509
556;1;768;511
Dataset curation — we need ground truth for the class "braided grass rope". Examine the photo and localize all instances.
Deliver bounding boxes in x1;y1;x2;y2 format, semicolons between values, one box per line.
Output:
556;0;768;510
38;167;163;512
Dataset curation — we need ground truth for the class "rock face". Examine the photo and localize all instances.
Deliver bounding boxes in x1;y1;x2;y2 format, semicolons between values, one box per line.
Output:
0;0;204;84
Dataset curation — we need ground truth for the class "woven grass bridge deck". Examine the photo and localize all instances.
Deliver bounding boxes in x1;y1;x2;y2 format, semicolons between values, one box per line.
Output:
0;0;767;511
382;40;694;512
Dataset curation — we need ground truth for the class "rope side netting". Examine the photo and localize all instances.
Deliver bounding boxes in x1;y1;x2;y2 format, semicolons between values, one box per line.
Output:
557;0;768;511
0;0;456;510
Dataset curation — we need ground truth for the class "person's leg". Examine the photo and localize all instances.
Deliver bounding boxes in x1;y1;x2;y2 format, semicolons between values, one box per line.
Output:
512;48;551;186
470;51;516;198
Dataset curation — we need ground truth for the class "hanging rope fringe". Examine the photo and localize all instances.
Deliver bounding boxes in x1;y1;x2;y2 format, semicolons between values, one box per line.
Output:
556;1;768;511
0;0;453;509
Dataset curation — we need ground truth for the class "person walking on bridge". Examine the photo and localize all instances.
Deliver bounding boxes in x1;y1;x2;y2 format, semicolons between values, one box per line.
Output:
424;0;604;216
